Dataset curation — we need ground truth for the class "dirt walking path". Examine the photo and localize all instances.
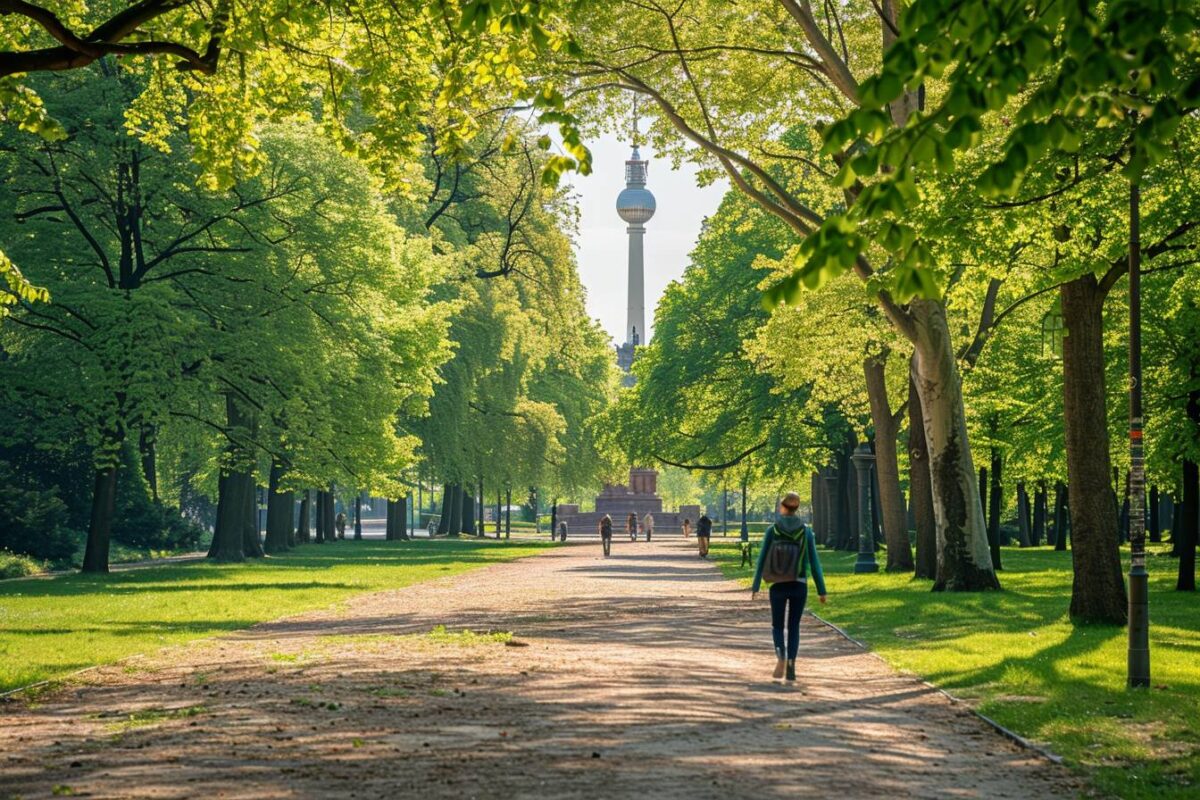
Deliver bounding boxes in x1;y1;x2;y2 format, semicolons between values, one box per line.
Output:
1;540;1087;799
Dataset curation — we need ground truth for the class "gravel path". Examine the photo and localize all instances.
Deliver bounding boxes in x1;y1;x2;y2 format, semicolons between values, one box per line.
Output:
1;539;1087;799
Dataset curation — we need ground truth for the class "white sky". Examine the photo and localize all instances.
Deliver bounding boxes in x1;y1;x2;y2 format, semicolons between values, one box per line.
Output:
566;134;728;345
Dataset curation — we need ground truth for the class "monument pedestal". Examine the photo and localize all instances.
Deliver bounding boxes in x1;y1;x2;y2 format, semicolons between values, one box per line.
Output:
556;468;701;534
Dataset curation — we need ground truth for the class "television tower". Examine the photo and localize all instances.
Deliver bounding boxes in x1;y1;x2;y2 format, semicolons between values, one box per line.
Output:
615;116;656;375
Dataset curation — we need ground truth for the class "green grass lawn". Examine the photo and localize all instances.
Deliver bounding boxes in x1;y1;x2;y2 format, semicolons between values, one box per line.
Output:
0;538;549;694
715;542;1199;800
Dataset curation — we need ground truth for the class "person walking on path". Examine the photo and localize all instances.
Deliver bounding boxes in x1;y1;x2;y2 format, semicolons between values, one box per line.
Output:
682;518;692;539
643;513;655;542
627;512;638;542
751;492;827;682
599;514;613;557
696;513;712;558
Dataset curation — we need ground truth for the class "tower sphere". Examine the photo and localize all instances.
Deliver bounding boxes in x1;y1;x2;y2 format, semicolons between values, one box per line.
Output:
616;187;656;224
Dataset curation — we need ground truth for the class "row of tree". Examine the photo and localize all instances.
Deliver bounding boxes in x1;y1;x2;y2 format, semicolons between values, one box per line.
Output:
567;0;1198;623
0;37;615;571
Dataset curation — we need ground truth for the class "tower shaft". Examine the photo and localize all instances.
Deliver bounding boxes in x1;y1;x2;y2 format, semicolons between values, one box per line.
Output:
626;223;646;346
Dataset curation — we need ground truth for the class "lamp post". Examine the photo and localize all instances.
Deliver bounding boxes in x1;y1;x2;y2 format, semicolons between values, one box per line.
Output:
851;443;879;573
740;476;749;541
1127;175;1150;688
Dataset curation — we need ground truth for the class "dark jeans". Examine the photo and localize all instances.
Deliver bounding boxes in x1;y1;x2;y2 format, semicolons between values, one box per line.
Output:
769;580;808;660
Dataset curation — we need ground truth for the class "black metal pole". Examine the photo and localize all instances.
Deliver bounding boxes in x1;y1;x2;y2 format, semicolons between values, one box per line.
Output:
740;477;748;540
1128;174;1150;688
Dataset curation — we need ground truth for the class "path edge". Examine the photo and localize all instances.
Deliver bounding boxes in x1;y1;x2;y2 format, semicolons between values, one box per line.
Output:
809;611;1066;766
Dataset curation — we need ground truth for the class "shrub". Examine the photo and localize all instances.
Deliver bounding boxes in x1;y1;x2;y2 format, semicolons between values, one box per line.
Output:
0;549;46;579
0;460;83;562
110;449;206;551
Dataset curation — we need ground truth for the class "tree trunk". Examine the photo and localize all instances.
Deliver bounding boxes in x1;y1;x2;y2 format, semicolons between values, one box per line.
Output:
505;487;512;539
987;449;1003;568
908;300;999;591
1060;276;1127;623
1052;482;1068;550
461;488;475;535
210;471;246;561
436;484;452;534
1033;481;1047;547
1171;499;1183;555
325;489;337;541
296;491;310;544
1015;482;1032;547
398;496;410;540
242;476;264;558
864;354;913;571
979;466;989;528
1177;388;1199;591
316;491;327;543
909;370;937;580
354;494;363;540
138;425;158;502
81;463;119;573
994;453;1010;545
446;483;462;537
264;460;292;554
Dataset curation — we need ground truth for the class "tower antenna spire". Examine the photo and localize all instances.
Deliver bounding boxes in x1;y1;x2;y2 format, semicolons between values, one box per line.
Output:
631;96;640;147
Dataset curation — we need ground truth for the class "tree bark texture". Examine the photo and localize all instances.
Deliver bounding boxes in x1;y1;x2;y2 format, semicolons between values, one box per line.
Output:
210;471;246;561
908;300;999;591
864;354;913;570
354;494;363;540
264;460;292;554
296;491;310;543
81;463;119;573
993;451;1009;545
1052;482;1068;550
1060;276;1127;623
1015;482;1032;547
1177;388;1199;592
242;476;264;558
908;369;937;580
1033;482;1047;547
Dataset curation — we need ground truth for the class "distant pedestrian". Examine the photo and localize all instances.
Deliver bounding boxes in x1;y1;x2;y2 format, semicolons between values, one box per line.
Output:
696;513;712;558
682;518;692;539
643;513;654;542
335;511;347;540
627;512;638;542
558;521;568;542
751;492;827;682
599;514;613;557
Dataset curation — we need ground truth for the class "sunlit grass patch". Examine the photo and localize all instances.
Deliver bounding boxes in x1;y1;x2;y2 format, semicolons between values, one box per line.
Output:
0;539;550;694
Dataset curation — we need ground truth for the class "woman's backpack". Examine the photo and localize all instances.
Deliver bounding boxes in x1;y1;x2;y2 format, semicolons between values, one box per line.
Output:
761;526;805;584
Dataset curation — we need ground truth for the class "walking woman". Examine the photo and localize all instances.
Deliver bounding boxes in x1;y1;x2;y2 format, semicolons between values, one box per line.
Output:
750;492;827;682
696;513;712;558
627;512;638;542
643;512;655;542
682;517;692;539
599;514;613;557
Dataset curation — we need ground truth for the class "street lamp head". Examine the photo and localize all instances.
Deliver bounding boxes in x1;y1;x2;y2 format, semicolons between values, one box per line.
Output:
850;442;875;467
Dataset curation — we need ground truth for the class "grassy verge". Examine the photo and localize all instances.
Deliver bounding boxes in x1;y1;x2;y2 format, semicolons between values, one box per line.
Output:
713;542;1199;800
0;538;550;694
